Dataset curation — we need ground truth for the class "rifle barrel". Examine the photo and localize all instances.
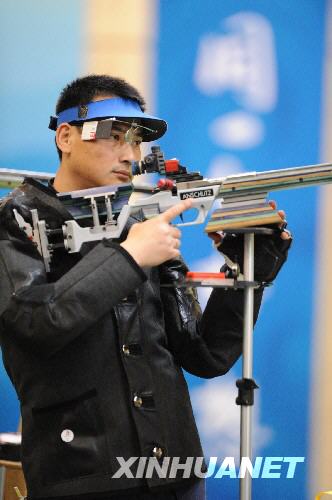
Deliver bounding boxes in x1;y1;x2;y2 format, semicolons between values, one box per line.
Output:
177;162;332;197
1;162;332;195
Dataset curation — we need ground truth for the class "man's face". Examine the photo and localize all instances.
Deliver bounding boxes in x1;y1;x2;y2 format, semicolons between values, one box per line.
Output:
56;96;142;191
64;121;141;189
68;122;141;187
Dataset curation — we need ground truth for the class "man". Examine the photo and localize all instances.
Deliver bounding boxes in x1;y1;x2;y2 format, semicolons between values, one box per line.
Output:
0;75;291;499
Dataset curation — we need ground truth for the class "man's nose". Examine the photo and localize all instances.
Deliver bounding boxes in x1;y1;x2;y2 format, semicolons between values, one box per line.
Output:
118;143;141;163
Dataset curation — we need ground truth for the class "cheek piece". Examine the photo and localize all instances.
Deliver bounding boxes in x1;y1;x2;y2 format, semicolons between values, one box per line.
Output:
49;97;167;142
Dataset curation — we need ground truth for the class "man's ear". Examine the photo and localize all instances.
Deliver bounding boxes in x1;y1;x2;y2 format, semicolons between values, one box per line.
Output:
56;123;73;155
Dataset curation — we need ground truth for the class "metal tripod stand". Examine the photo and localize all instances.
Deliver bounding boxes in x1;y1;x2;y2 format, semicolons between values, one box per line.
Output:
224;227;274;500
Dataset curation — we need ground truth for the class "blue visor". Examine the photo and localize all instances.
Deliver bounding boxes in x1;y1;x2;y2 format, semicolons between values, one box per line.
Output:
49;97;167;142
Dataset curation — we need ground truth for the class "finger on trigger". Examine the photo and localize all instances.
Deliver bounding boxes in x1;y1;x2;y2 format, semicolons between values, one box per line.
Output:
161;199;193;223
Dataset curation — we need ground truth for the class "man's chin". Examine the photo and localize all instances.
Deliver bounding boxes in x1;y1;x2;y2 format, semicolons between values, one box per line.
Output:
97;175;132;187
112;172;132;183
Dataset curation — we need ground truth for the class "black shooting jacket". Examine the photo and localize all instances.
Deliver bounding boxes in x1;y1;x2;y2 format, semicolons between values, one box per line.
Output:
0;179;263;498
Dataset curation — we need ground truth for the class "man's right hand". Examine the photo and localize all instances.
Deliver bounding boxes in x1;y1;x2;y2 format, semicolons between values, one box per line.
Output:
120;199;193;267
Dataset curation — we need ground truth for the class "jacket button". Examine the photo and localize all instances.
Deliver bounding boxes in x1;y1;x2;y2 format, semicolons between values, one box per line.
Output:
152;447;163;459
61;429;74;443
122;345;130;355
133;395;143;408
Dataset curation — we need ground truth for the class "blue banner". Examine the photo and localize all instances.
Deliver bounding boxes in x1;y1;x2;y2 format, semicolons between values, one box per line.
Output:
157;1;326;498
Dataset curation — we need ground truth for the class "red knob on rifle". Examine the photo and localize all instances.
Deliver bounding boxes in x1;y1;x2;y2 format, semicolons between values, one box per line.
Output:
157;179;175;190
165;159;180;173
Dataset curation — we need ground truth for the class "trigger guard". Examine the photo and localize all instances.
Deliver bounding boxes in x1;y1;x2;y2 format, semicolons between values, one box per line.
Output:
175;205;206;227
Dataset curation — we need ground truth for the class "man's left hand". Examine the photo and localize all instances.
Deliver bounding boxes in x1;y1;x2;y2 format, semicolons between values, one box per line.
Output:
208;201;292;283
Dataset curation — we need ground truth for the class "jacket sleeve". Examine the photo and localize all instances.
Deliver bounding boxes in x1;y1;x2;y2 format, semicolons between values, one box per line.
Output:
159;258;263;378
0;225;146;358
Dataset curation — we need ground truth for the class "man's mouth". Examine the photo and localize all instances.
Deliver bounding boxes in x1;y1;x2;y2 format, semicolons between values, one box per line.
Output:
112;169;132;180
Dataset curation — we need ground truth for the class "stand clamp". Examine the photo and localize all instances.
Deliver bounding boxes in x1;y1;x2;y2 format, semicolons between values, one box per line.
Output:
236;378;259;406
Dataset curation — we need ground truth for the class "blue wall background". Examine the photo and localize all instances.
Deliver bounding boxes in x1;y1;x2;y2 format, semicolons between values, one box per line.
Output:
0;0;83;431
157;1;326;499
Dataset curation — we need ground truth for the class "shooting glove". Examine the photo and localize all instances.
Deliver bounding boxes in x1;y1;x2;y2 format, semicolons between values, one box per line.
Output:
216;227;292;283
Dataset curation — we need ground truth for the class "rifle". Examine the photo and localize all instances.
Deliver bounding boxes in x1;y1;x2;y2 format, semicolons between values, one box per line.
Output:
1;146;332;272
0;168;54;189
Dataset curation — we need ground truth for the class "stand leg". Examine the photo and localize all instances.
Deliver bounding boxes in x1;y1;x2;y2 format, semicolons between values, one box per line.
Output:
240;233;255;500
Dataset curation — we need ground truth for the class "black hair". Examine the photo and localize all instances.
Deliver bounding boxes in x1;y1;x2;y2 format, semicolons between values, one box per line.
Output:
54;74;146;159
